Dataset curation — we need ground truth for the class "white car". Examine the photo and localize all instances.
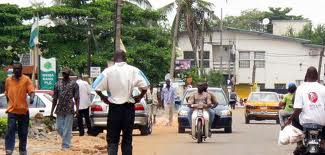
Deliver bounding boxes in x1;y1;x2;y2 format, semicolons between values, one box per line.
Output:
0;93;53;118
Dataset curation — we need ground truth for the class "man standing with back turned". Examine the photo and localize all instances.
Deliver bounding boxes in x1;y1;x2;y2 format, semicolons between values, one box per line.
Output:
92;50;150;155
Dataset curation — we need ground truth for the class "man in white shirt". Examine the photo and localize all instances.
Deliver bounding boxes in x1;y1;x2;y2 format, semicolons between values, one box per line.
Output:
286;67;325;127
76;75;92;136
92;51;149;155
285;67;325;155
161;79;176;126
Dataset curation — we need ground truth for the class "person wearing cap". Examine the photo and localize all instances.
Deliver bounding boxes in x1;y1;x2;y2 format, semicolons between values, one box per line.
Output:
50;67;80;150
76;75;92;136
92;50;149;155
4;62;35;155
278;82;297;129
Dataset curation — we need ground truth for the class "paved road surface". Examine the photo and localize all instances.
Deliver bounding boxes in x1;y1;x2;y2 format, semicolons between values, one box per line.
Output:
133;108;295;155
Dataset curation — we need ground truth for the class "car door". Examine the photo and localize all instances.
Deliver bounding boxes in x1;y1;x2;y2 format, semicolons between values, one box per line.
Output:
0;95;8;117
28;95;40;117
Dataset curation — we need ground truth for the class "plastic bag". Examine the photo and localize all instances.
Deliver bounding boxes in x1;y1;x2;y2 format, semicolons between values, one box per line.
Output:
278;125;304;145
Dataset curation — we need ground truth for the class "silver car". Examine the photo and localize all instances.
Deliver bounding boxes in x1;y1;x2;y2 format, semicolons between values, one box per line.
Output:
90;90;152;136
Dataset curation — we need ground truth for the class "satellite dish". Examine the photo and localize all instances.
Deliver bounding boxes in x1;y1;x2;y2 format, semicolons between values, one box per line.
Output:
262;18;270;25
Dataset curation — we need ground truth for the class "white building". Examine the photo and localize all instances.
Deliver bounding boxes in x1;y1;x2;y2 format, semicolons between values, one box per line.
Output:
176;28;324;98
272;20;310;36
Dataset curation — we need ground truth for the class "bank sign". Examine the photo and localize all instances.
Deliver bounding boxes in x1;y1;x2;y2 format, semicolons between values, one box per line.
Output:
39;57;57;90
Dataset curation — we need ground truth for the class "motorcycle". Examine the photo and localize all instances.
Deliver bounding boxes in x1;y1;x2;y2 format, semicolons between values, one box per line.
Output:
299;123;325;155
189;103;211;143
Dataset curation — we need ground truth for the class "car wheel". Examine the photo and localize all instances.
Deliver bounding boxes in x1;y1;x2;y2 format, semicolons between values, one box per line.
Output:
178;126;185;133
245;116;250;124
140;122;152;136
224;127;232;133
90;127;103;136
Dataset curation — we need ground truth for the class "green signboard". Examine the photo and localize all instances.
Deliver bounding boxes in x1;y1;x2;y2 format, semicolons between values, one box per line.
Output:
39;57;57;90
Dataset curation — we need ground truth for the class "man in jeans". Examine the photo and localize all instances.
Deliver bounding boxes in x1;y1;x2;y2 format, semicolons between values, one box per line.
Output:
93;51;149;155
51;68;79;150
76;75;92;136
5;63;35;155
161;79;176;126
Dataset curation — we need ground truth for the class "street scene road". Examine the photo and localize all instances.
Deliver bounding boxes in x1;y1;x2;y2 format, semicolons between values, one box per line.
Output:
132;108;294;155
0;108;295;155
1;0;325;155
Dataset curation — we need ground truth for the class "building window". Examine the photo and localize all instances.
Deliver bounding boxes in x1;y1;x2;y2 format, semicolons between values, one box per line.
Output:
274;83;286;89
183;51;210;68
239;52;250;68
258;83;265;90
254;52;265;68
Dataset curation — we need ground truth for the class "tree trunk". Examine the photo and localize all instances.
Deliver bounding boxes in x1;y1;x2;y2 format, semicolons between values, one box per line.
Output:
200;14;205;77
169;6;181;79
114;0;122;52
185;14;199;68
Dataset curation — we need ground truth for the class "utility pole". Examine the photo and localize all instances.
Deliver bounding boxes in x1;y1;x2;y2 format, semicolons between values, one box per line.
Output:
318;45;325;81
114;0;122;52
252;62;256;84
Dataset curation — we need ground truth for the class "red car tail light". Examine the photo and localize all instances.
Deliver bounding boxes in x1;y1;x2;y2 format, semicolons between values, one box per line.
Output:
134;104;144;111
246;105;256;109
269;106;282;110
91;105;103;112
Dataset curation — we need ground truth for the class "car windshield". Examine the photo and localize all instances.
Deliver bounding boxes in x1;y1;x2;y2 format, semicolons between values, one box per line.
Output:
182;89;227;105
248;93;279;102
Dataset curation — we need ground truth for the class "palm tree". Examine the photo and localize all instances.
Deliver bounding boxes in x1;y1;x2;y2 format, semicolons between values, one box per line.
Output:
159;0;216;78
115;0;152;52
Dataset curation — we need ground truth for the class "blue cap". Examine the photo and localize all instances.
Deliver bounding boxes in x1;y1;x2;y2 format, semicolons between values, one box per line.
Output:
288;82;296;88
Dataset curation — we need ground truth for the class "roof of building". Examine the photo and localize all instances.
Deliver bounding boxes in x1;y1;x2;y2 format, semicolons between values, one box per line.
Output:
226;27;311;44
179;27;324;49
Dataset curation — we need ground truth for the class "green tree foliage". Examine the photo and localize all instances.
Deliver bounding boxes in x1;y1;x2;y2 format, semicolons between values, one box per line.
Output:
224;7;304;33
0;0;171;85
296;23;325;45
207;70;225;87
0;4;30;66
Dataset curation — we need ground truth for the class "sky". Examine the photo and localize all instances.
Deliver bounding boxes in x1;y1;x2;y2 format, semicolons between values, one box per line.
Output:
1;0;325;25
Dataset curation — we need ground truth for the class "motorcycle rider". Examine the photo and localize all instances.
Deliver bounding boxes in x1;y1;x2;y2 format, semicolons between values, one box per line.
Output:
187;81;216;137
284;66;325;154
278;82;297;129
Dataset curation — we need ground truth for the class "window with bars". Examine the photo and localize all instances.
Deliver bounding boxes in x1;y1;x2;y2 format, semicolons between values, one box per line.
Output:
254;52;265;68
239;51;250;68
274;83;286;89
258;83;265;90
183;51;210;68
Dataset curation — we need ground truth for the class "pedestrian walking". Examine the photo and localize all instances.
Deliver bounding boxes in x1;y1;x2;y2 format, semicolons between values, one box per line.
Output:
229;89;237;109
50;68;80;150
4;62;35;155
161;79;176;126
76;75;92;136
92;51;149;155
149;86;159;124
